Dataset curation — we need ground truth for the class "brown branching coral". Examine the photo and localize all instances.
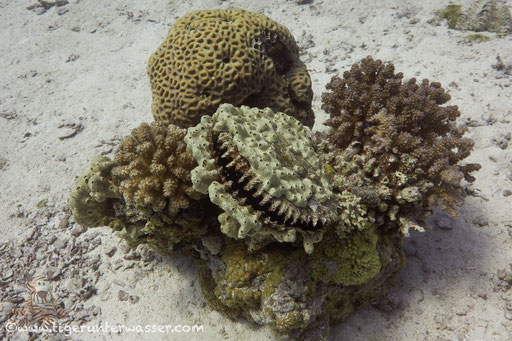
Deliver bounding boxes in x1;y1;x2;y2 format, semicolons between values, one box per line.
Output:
321;56;480;228
111;122;202;216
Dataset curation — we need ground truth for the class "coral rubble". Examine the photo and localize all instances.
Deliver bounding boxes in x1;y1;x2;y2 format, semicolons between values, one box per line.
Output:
199;229;404;340
147;8;314;128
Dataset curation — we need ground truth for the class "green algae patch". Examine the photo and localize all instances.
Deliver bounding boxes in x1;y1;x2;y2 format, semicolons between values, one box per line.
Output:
437;4;463;29
464;33;491;42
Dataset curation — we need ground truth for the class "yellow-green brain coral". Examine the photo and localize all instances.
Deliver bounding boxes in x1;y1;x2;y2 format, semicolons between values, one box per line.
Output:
147;8;314;128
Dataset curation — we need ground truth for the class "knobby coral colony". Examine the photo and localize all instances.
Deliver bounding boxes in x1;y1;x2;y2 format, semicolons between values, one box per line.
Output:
320;56;480;235
68;9;480;341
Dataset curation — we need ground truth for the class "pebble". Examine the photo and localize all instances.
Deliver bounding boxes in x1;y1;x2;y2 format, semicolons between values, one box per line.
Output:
106;246;117;257
505;311;512;321
47;235;57;245
139;248;155;262
84;231;101;241
114;279;126;287
497;269;512;283
59;214;70;229
129;295;140;304
78;285;97;301
2;268;13;280
492;132;511;149
87;238;101;251
503;190;512;197
434;213;454;230
118;290;129;301
54;237;68;249
71;225;86;237
472;213;489;227
120;244;131;254
91;305;101;316
56;7;68;15
124;250;141;261
85;254;100;270
45;266;60;280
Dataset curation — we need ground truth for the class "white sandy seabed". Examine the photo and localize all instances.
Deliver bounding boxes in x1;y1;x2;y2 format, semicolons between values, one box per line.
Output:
1;0;512;340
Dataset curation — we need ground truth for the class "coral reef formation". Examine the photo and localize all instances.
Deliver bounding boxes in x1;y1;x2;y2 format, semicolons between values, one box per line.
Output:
69;8;480;340
320;56;480;234
185;104;340;253
435;0;512;33
147;8;314;128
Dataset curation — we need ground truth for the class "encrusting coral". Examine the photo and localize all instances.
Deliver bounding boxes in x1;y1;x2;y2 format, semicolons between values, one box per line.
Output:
69;155;121;227
185;103;341;253
198;225;404;340
111;121;202;217
147;8;314;128
320;56;481;234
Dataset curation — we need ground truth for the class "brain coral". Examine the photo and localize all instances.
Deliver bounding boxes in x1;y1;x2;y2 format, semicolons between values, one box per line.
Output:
147;8;314;128
185;104;339;253
111;121;202;217
320;56;481;230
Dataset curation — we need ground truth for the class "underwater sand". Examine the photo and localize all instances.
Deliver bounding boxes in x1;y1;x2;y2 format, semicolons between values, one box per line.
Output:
1;0;512;340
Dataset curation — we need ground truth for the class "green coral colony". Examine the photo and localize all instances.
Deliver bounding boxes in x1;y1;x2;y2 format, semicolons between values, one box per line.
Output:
69;8;480;341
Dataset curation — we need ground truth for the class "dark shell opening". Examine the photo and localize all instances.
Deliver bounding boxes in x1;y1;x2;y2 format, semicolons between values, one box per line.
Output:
212;132;323;230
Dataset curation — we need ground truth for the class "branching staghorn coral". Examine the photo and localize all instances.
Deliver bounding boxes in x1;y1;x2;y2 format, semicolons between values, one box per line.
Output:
320;56;480;233
69;123;220;255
